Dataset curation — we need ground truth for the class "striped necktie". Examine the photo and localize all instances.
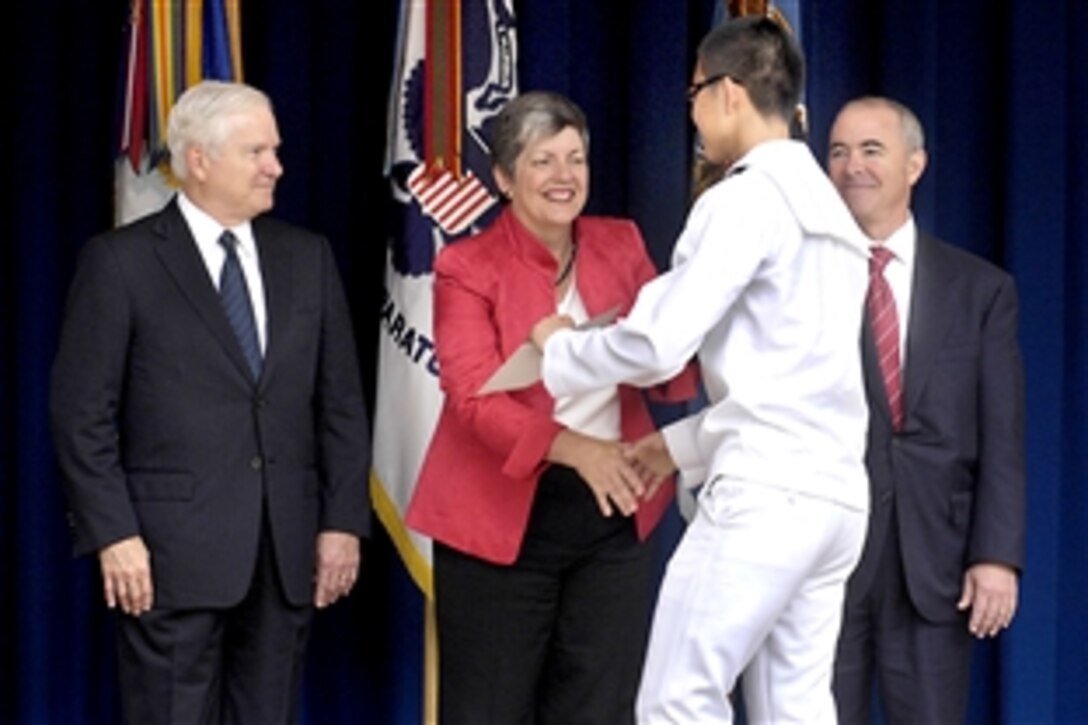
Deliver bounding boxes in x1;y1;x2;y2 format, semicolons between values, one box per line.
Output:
868;246;903;431
218;230;262;380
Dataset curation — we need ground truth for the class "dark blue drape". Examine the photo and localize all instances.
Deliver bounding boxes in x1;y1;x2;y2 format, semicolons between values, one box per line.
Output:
3;1;1084;723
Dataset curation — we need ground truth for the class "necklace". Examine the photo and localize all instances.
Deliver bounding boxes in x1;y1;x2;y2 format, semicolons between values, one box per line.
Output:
555;243;577;287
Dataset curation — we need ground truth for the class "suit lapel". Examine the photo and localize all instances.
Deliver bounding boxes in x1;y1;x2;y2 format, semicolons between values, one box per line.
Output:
152;201;259;384
254;219;293;389
903;231;954;417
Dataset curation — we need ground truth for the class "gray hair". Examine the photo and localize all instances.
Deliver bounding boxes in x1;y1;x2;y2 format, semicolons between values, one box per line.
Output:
489;91;590;179
848;96;926;152
166;80;274;181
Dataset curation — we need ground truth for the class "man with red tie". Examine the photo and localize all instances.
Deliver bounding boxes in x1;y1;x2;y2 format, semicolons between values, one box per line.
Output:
827;96;1026;725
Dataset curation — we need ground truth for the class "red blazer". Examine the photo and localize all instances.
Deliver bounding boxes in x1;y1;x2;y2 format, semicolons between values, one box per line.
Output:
406;208;697;564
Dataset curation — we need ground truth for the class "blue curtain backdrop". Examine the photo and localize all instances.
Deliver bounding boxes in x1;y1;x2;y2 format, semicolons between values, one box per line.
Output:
2;1;1084;723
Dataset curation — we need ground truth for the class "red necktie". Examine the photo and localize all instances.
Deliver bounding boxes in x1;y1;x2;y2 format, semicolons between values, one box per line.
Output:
868;246;903;431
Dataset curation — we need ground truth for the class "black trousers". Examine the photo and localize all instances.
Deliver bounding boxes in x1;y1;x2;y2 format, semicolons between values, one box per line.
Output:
115;522;313;725
833;509;973;725
435;464;656;725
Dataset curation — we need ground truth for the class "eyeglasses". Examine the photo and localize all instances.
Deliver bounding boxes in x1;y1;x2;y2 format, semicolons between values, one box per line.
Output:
686;73;743;102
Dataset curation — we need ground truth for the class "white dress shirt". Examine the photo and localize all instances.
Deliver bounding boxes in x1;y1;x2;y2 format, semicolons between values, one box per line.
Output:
178;192;268;353
542;140;871;510
553;274;622;441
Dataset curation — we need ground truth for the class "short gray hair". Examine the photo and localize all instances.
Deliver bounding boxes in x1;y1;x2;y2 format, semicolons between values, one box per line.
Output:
166;80;274;180
489;91;590;179
848;96;926;152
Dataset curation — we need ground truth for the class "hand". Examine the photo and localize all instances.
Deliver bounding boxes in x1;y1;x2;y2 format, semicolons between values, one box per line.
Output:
553;431;646;517
958;562;1018;638
624;431;677;500
314;531;361;609
530;314;575;351
98;536;153;616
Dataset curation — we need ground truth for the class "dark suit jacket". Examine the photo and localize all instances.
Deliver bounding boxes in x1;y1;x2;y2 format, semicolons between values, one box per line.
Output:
848;230;1025;624
49;199;371;608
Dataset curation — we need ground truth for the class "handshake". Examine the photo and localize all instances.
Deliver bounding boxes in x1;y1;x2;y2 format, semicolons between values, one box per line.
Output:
531;313;679;518
559;428;678;519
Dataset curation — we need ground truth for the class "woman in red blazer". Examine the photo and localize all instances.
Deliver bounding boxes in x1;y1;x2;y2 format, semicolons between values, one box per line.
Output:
406;91;696;724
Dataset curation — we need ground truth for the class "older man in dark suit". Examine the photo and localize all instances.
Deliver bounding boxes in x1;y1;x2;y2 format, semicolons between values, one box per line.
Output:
827;96;1026;724
49;80;371;724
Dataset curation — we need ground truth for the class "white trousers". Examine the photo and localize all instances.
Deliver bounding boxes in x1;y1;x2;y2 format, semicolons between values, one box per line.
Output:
636;478;867;724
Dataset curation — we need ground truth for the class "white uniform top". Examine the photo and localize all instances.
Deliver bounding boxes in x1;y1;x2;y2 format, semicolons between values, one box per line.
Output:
542;139;871;511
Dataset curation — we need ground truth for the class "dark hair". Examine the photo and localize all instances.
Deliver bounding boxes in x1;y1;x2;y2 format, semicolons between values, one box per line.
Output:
697;16;804;122
489;91;590;179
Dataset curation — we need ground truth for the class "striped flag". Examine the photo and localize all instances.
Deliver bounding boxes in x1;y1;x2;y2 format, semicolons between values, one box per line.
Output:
373;3;516;716
372;0;517;597
114;0;243;226
406;166;495;236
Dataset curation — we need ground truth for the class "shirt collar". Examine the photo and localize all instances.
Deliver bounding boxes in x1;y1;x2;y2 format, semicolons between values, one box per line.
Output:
177;191;256;258
873;214;916;268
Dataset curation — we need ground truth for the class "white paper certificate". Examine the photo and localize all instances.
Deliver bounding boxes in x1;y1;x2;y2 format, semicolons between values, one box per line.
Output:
476;306;620;395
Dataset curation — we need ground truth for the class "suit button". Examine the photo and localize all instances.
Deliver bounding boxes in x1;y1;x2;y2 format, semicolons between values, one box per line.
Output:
250;456;263;471
880;490;893;505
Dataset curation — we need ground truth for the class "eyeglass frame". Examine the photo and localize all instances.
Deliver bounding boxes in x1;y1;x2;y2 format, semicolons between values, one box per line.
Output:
686;72;744;103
